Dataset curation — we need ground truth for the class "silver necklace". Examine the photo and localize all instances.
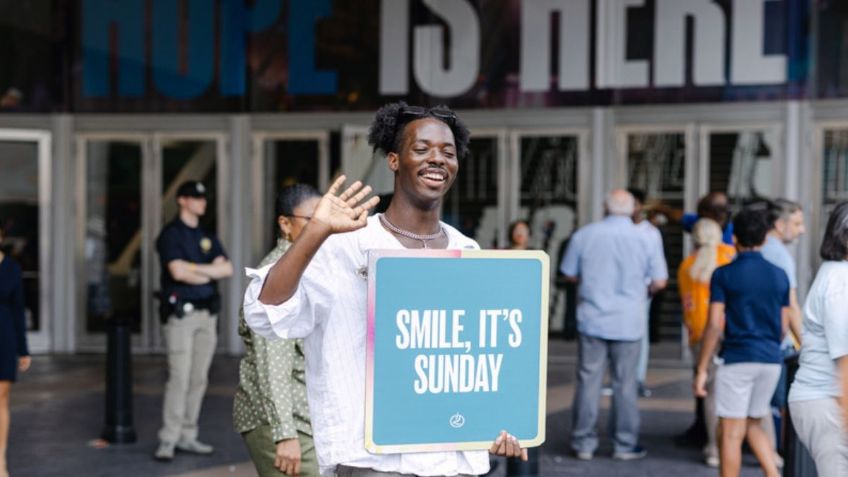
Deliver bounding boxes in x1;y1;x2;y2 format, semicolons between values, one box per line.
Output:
379;214;445;249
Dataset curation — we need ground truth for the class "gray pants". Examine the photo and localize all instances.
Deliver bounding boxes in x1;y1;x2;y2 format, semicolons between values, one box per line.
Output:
571;334;641;454
158;310;217;444
789;398;848;477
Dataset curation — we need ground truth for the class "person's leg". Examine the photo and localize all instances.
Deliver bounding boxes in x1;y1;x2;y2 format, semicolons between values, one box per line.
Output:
298;431;320;477
0;381;10;477
242;424;282;477
719;418;747;477
636;301;651;389
570;334;608;456
158;316;194;445
789;398;848;477
745;418;779;477
703;356;719;463
714;362;756;475
181;311;217;444
745;363;782;473
609;339;642;453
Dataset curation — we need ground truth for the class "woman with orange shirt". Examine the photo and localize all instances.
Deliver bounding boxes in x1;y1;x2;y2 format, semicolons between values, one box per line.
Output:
678;218;736;467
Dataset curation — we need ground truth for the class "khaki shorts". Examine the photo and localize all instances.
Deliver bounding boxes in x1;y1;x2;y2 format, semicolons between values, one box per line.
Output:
715;362;781;419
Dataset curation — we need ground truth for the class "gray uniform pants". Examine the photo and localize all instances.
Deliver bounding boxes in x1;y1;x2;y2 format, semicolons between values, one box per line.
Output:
571;334;641;454
789;398;848;477
158;310;217;444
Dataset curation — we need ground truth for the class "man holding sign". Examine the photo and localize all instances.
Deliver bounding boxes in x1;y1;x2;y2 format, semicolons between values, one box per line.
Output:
244;102;526;476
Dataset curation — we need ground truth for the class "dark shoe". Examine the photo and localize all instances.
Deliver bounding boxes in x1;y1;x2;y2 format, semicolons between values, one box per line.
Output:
176;439;214;455
638;383;652;398
613;446;647;461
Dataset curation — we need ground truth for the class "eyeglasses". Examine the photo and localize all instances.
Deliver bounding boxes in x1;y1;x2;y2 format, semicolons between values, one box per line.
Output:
399;106;457;128
288;215;312;221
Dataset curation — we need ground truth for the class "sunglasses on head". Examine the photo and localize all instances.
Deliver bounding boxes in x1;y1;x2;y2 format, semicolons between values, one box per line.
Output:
399;106;457;127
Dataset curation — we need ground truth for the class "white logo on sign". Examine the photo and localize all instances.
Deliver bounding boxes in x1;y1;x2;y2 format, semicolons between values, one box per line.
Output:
449;413;465;428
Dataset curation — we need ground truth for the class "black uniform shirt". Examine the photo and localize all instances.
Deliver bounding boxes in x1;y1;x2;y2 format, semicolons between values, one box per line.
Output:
156;218;227;300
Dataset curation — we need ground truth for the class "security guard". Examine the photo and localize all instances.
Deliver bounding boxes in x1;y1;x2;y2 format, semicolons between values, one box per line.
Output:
154;180;233;461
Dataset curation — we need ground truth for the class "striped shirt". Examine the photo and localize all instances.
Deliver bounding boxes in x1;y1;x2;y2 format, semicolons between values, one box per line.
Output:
243;215;488;476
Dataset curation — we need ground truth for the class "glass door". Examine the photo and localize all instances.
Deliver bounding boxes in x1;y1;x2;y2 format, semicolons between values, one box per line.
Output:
510;130;585;336
153;134;228;351
75;137;146;350
252;132;328;263
702;125;782;212
442;130;507;250
75;133;228;352
621;127;691;345
0;131;50;352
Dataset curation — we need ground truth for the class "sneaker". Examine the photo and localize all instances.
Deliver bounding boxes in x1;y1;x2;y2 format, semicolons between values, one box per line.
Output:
613;446;647;461
704;455;719;468
154;441;175;461
176;439;214;455
638;383;652;398
573;450;594;461
601;386;613;397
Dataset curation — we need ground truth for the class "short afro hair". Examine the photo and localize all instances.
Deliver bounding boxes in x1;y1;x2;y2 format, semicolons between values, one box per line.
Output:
367;101;471;159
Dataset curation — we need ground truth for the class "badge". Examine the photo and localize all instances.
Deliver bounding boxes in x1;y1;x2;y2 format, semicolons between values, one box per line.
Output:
200;237;212;253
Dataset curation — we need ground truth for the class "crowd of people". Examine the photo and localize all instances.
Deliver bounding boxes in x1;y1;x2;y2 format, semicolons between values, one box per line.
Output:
2;102;847;477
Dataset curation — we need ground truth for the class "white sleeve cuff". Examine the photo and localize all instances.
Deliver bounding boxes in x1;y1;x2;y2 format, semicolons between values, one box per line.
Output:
243;265;304;340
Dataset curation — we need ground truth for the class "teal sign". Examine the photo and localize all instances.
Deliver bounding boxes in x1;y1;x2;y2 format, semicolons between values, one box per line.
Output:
365;249;549;453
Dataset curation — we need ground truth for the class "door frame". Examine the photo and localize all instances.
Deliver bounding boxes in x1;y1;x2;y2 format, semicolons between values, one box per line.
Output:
0;129;52;353
250;130;330;263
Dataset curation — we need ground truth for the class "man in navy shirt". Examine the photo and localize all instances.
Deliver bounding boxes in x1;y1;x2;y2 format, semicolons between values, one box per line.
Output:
694;207;788;477
154;181;233;461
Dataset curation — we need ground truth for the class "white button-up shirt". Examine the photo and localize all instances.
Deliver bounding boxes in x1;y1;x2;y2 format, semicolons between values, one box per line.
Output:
243;215;489;476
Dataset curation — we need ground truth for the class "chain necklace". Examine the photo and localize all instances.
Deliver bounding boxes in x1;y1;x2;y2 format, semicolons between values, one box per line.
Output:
379;214;445;249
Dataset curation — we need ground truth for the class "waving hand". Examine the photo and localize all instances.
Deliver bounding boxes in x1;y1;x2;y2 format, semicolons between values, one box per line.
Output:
312;175;381;235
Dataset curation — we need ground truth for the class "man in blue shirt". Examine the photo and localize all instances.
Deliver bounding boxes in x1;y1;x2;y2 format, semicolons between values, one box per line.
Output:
154;181;233;461
561;189;668;461
694;207;789;477
761;199;805;342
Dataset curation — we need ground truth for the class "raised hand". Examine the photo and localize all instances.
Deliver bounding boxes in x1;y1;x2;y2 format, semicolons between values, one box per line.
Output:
311;175;380;235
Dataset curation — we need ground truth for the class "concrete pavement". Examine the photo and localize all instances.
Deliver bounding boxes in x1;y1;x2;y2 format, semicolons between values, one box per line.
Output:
7;341;765;476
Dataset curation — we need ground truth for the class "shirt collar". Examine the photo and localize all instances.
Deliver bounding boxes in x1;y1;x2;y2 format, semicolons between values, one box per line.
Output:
603;215;634;224
736;250;762;259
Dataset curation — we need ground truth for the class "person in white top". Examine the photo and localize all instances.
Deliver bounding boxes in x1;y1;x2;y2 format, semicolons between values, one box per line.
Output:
243;102;526;477
628;188;668;398
788;201;848;477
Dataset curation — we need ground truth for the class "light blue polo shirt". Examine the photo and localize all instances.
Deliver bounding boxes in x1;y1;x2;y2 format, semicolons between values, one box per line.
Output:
560;215;668;341
760;234;797;289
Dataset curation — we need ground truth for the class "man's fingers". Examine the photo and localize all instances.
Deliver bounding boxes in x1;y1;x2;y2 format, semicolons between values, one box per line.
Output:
338;181;363;201
347;185;373;207
274;456;283;471
293;460;301;476
327;175;346;196
521;448;529;461
505;434;517;457
489;431;504;454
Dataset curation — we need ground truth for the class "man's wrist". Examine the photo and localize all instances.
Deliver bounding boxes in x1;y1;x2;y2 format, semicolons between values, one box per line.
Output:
304;219;332;239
